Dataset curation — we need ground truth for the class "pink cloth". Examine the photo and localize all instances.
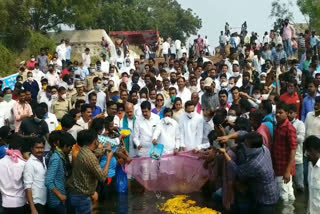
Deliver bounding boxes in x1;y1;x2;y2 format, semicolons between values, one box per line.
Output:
6;149;24;163
13;102;33;132
257;124;272;150
125;151;209;193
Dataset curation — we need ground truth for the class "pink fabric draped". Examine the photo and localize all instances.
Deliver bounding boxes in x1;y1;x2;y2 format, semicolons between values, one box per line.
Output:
125;151;209;193
6;149;24;163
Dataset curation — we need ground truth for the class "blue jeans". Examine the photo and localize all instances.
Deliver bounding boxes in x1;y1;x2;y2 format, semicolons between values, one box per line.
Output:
70;195;92;214
293;163;304;190
284;39;293;57
48;202;66;214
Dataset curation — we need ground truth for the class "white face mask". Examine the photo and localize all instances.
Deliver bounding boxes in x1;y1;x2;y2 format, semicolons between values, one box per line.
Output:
253;94;261;99
227;115;237;123
221;81;228;88
27;77;33;82
233;72;240;77
110;73;115;77
228;84;234;90
260;80;266;84
126;62;130;67
261;94;269;100
68;85;74;90
61;94;67;100
103;80;108;85
150;99;156;103
51;94;58;100
31;58;35;62
163;117;172;125
186;112;194;119
140;98;147;103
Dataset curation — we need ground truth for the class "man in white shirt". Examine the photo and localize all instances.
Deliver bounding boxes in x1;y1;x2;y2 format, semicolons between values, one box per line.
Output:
176;77;191;104
24;139;47;214
86;77;106;111
82;48;91;68
0;92;9;127
77;104;92;129
56;40;66;64
305;97;320;138
179;101;203;151
175;39;182;59
152;108;180;155
162;39;170;62
305;135;320;214
0;137;27;213
33;64;45;85
3;88;17;131
101;54;110;73
133;101;160;157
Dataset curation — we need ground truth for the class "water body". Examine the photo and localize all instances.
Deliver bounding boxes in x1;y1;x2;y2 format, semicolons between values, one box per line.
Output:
94;182;307;214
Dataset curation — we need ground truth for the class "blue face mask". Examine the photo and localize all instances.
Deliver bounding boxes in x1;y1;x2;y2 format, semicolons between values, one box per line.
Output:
112;96;120;102
44;113;49;119
96;66;101;71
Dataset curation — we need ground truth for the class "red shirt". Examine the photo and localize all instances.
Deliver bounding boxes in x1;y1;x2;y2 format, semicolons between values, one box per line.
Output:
272;119;297;176
60;69;70;79
280;92;302;119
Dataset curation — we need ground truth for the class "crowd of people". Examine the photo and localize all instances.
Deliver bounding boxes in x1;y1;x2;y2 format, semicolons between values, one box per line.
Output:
0;18;320;214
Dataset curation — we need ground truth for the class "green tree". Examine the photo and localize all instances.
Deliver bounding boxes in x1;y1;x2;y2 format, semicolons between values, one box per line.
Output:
297;0;320;31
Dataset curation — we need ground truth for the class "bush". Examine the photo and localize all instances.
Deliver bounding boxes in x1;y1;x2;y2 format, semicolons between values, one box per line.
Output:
0;44;16;77
27;31;56;56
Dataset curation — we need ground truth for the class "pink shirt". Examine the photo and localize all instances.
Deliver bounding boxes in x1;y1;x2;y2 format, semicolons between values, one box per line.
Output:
13;102;33;132
283;24;295;40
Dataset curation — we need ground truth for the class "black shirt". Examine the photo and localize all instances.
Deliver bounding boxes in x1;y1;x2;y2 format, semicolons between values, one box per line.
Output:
20;118;49;138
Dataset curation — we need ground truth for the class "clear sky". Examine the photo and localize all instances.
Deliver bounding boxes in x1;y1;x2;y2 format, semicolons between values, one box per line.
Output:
177;0;306;46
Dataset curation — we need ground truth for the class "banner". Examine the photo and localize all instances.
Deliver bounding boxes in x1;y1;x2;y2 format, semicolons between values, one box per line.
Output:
0;73;18;90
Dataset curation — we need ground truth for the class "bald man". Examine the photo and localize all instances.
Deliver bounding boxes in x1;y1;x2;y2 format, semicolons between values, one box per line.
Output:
120;102;137;157
191;92;202;115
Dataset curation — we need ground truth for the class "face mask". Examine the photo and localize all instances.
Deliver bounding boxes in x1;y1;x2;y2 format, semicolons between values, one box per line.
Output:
150;99;156;103
253;94;261;99
110;73;115;77
43;85;47;90
233;72;240;77
34;117;42;123
243;79;249;86
27;77;33;82
186;112;194;119
31;58;35;62
61;94;67;100
227;115;237;123
163;117;172;125
221;81;228;88
73;66;78;71
171;96;176;103
228;84;234;90
103;80;108;85
68;85;74;90
261;94;269;100
112;96;120;102
51;94;58;100
4;94;12;102
272;104;276;114
126;62;130;67
44;113;49;119
96;84;102;91
18;80;23;84
260;80;266;84
140;98;147;102
90;68;96;73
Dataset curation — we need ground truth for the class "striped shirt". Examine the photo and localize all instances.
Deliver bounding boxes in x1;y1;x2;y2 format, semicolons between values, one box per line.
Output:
68;146;107;196
45;151;66;208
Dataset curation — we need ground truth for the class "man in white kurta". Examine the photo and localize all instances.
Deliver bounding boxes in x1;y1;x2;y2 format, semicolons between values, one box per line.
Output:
152;109;180;155
179;101;203;151
133;101;160;157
